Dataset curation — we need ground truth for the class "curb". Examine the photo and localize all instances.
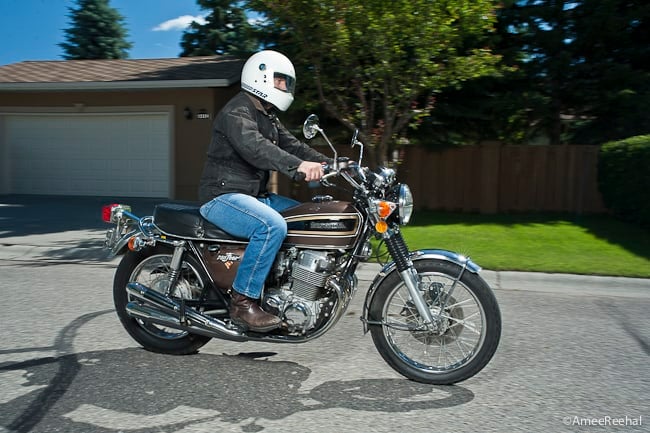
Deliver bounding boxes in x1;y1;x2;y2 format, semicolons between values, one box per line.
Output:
2;243;647;298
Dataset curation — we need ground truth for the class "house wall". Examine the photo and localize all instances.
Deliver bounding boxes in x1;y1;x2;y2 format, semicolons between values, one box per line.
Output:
0;85;239;200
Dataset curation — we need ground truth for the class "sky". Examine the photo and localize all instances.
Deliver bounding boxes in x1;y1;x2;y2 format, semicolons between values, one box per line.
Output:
0;0;209;66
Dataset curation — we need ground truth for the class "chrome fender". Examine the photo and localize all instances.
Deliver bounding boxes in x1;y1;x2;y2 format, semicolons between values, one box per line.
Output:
361;249;482;333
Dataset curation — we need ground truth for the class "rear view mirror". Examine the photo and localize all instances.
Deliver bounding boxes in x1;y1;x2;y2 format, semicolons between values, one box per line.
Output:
303;114;320;140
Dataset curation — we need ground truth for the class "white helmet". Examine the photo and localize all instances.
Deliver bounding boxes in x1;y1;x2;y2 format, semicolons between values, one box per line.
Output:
241;50;296;111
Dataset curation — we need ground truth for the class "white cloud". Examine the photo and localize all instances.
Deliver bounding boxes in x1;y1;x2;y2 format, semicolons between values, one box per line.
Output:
152;15;207;32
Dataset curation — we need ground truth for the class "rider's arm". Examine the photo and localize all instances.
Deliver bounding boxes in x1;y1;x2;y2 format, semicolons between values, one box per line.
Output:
221;106;305;178
220;104;331;180
276;120;333;165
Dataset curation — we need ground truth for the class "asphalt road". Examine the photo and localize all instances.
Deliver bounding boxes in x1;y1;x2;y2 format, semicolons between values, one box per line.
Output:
1;195;648;433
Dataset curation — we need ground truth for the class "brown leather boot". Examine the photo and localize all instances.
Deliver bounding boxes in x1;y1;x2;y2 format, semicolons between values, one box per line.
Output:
229;291;281;332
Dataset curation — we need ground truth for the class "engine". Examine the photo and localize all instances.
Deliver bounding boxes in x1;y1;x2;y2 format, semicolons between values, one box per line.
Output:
263;249;337;334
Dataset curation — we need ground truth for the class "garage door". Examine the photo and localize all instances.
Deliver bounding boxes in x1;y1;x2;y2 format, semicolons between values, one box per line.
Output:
5;112;170;197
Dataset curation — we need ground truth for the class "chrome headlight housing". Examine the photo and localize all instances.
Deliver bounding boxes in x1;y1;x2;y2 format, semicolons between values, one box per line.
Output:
398;184;414;225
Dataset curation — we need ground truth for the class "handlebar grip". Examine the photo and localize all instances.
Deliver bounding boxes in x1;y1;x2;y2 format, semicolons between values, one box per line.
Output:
293;171;306;182
288;165;306;182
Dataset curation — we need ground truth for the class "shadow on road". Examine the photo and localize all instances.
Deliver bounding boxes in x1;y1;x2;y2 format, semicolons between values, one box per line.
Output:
0;310;474;432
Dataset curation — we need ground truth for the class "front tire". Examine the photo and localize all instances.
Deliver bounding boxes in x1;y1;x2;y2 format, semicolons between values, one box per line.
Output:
369;260;501;384
113;245;212;355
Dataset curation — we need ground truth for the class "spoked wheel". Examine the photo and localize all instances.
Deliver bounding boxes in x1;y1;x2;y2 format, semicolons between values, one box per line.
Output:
369;259;501;384
113;245;212;355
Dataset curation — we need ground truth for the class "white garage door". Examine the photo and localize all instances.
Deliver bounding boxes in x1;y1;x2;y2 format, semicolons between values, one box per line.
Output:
5;112;170;197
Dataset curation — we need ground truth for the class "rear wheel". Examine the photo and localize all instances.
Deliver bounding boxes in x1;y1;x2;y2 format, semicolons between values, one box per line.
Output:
113;245;212;355
369;259;501;384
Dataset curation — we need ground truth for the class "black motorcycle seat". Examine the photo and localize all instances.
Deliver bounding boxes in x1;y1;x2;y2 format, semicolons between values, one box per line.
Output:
153;202;246;242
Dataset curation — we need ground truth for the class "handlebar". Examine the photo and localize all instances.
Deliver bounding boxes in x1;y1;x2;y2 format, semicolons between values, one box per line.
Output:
290;158;361;186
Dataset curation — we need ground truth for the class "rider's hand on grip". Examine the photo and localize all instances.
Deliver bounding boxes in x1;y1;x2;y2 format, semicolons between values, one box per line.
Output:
288;165;307;181
297;161;324;182
293;171;306;182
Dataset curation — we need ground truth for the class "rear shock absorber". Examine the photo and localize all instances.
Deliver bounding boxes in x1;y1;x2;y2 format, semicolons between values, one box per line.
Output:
165;242;187;297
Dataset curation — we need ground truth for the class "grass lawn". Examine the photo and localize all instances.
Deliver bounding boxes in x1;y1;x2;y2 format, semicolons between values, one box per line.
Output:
392;212;650;278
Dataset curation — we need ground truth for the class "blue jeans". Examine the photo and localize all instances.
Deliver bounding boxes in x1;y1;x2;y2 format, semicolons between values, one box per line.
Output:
199;193;299;299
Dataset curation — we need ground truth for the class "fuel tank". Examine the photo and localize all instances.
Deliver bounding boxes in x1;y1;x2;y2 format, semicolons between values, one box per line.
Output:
281;200;362;249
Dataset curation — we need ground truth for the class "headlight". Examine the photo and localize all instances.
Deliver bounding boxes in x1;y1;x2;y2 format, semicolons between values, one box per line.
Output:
398;184;414;225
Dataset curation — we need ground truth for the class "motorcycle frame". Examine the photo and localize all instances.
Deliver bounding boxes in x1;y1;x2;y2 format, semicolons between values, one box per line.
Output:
111;211;376;343
106;200;485;343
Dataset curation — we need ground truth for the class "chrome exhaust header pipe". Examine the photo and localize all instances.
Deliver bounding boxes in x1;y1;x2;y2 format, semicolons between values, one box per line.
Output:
125;282;246;341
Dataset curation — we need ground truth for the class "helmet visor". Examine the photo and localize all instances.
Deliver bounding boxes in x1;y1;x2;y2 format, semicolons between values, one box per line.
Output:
274;72;295;95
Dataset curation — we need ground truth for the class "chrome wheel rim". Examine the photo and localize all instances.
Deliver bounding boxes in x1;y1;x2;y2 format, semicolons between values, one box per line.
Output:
382;272;486;374
128;254;204;340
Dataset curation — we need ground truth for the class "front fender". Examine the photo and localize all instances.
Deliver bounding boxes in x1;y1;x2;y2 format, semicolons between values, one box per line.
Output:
361;249;482;333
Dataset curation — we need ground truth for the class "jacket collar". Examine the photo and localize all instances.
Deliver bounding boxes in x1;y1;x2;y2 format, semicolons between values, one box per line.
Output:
244;92;274;115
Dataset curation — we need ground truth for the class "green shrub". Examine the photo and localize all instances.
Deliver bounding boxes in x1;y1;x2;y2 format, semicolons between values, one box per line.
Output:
598;135;650;227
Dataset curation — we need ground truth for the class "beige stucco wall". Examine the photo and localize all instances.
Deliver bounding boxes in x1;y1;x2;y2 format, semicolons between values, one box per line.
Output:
0;85;239;200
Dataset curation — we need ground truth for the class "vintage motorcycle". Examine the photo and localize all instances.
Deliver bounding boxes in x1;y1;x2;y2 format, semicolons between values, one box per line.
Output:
103;115;501;385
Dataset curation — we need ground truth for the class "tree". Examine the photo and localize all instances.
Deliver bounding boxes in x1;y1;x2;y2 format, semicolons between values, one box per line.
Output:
418;0;649;146
417;0;569;146
249;0;503;164
496;0;650;144
60;0;131;60
180;0;258;57
568;0;649;143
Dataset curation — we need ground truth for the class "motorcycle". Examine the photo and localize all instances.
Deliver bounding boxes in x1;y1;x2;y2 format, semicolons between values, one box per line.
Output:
103;114;501;385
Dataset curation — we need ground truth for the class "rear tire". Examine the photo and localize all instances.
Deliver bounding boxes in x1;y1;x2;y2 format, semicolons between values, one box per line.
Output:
113;245;212;355
369;259;501;384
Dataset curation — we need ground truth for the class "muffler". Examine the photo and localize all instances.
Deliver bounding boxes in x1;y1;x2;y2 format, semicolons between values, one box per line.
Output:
125;282;246;341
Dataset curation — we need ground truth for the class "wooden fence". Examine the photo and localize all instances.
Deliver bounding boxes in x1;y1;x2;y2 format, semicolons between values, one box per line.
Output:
277;143;606;214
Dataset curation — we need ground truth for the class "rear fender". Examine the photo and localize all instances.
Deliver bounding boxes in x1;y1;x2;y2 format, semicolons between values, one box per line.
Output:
105;228;138;257
361;249;482;333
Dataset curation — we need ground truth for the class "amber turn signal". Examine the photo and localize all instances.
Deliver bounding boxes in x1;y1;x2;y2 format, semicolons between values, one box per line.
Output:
377;201;393;218
375;220;388;233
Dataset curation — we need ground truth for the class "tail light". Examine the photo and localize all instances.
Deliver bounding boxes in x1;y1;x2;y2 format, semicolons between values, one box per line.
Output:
102;203;131;223
102;204;119;223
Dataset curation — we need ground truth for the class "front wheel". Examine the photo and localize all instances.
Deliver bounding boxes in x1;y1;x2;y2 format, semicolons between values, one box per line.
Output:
369;260;501;384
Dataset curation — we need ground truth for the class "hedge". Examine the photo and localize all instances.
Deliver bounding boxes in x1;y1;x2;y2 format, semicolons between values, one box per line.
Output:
598;135;650;227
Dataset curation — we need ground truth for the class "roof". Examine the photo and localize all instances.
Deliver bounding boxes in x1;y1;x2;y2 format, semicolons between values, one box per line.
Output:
0;56;245;91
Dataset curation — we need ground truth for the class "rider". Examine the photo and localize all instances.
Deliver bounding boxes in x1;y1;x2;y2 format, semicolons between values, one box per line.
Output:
198;50;332;332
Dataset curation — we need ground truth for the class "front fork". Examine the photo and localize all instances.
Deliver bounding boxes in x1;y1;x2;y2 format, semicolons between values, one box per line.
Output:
384;229;466;330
